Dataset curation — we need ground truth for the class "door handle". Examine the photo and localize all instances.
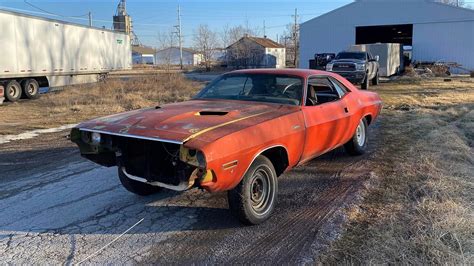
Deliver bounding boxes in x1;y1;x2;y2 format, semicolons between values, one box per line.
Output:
344;107;349;113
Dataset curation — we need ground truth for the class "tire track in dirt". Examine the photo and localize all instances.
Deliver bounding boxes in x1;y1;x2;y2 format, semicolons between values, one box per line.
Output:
226;175;363;264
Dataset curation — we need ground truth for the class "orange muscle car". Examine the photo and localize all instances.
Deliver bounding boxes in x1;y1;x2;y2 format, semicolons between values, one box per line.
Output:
71;69;382;224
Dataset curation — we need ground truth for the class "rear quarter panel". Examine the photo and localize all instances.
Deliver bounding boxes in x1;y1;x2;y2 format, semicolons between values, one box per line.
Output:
330;72;382;138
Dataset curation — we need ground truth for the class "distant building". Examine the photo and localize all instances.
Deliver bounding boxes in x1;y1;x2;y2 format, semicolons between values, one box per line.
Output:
226;36;286;68
131;45;155;65
299;0;474;72
155;47;203;66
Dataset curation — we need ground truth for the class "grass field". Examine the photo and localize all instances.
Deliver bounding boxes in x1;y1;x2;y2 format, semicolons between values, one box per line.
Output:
321;78;473;264
0;74;203;135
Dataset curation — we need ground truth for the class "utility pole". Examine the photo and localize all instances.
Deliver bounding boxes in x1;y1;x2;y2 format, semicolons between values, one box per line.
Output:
176;5;183;70
263;20;266;38
88;12;92;27
292;8;299;67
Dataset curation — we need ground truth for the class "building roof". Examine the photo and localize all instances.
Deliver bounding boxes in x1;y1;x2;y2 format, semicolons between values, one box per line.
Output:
302;0;474;26
132;45;156;55
228;36;284;49
156;46;201;54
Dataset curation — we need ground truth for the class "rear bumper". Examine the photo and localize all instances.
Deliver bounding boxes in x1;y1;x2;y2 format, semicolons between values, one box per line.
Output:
333;71;366;84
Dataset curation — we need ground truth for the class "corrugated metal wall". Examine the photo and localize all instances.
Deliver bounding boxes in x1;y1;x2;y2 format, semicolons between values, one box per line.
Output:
413;21;474;70
299;1;474;72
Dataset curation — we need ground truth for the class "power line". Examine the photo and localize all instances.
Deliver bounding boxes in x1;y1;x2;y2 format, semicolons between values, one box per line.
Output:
0;6;172;27
23;0;89;18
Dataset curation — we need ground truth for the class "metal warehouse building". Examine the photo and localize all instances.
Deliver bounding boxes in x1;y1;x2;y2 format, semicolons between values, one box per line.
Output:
299;0;474;71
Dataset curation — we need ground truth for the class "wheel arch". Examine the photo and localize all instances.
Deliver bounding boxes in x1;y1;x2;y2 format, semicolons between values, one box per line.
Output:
244;145;289;178
364;114;373;125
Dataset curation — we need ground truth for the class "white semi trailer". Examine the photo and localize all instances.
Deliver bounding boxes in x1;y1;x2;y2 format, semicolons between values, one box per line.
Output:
0;9;132;104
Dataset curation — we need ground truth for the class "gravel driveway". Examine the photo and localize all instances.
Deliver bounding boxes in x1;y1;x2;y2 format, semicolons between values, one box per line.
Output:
0;124;379;264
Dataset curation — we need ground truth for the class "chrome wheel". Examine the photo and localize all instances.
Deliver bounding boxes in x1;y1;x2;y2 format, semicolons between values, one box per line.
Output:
356;119;366;146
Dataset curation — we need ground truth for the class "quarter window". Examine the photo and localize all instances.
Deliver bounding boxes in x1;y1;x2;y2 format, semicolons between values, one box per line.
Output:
329;77;349;97
306;76;342;106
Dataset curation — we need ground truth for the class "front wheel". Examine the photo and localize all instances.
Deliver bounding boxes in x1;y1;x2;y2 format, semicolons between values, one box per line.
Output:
228;155;278;225
344;118;368;155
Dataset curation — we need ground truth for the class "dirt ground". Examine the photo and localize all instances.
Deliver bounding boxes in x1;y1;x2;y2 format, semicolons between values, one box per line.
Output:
0;76;472;263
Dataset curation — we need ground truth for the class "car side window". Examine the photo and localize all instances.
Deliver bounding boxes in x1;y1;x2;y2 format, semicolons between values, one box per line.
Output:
306;76;342;106
329;77;349;97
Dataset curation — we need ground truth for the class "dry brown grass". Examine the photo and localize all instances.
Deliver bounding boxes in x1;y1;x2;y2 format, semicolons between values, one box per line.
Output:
0;74;202;135
321;77;474;264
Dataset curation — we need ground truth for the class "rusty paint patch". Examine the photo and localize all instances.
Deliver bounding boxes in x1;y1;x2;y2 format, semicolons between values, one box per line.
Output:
182;111;270;143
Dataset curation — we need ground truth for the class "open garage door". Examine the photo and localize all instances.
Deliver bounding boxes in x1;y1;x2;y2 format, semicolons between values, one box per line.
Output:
356;24;413;45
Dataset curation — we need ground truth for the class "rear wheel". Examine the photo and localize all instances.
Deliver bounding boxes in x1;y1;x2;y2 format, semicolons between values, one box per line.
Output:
5;80;22;102
21;79;40;99
118;167;161;196
344;118;368;155
228;155;278;225
372;71;379;85
361;75;369;90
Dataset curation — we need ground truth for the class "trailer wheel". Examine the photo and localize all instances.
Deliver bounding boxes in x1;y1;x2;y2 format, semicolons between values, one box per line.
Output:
21;79;40;99
5;80;22;102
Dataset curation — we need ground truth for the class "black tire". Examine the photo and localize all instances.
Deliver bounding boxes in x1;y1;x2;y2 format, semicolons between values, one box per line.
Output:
5;80;22;102
118;167;161;196
228;155;278;225
372;71;379;85
21;79;40;99
361;75;369;90
344;118;368;156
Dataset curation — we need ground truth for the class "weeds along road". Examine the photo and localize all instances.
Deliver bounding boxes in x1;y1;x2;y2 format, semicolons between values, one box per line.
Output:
0;123;380;264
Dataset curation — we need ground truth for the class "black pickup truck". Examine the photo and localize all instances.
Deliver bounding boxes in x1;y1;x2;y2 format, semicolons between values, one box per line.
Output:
326;51;379;90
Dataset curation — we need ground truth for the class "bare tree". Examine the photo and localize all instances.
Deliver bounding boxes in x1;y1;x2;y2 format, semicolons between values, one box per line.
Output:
436;0;465;6
226;38;263;69
156;29;176;74
279;23;299;67
220;24;231;48
193;24;218;71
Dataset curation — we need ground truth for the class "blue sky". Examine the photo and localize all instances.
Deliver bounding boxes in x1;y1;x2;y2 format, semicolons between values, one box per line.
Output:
0;0;352;47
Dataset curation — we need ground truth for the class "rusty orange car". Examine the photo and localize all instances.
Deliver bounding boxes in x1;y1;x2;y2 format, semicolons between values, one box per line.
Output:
71;69;382;225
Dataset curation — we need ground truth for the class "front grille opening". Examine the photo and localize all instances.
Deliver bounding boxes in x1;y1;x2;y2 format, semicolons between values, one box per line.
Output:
115;137;195;186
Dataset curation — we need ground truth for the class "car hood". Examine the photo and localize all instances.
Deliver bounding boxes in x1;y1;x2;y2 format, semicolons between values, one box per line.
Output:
331;59;365;64
77;99;299;144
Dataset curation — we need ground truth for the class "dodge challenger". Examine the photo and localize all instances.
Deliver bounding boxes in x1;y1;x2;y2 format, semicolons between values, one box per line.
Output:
71;69;382;225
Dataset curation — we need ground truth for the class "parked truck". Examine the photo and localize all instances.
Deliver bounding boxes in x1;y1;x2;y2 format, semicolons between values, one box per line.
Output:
326;51;379;90
0;9;132;104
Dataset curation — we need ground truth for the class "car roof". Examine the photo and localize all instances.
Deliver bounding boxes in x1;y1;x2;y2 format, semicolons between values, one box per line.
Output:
227;68;330;78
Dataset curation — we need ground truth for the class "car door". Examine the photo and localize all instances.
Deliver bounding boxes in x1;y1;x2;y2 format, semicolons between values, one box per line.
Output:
300;76;351;162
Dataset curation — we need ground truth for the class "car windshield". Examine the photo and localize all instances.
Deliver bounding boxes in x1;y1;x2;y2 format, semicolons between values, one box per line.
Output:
335;52;366;60
194;73;304;106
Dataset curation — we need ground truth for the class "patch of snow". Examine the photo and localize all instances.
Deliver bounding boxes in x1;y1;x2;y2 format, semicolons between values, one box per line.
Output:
0;124;77;144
